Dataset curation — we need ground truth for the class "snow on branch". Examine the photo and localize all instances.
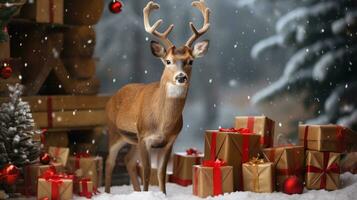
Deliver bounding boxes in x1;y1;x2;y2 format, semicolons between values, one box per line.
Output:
284;37;345;77
324;82;357;120
276;2;339;34
338;110;357;128
332;10;357;34
312;46;357;82
251;35;284;59
251;69;315;104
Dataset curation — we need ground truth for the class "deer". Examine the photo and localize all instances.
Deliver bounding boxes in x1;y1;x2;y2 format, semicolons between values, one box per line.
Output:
104;0;210;194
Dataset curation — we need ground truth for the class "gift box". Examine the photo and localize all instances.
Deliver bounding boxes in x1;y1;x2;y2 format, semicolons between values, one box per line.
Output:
37;175;73;200
19;0;64;24
235;116;275;148
23;163;64;195
0;40;10;59
306;150;340;190
67;155;103;189
204;128;261;191
262;145;304;190
48;147;69;167
299;124;357;153
76;178;94;198
242;158;275;193
193;160;233;198
171;148;203;186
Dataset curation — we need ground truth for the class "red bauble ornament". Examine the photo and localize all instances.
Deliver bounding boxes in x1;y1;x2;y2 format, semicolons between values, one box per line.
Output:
283;176;304;195
41;166;57;178
109;0;122;14
1;66;12;79
2;164;19;185
40;152;51;165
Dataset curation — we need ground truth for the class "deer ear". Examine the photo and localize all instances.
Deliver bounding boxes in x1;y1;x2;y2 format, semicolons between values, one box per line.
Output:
150;41;166;57
192;40;209;58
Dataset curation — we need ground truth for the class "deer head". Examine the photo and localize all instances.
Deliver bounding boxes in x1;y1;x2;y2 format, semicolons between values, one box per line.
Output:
143;0;210;92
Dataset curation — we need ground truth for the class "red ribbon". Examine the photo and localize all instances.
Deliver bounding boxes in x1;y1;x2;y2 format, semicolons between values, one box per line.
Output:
193;166;199;195
79;178;92;198
306;152;340;189
40;129;48;146
47;97;53;128
203;160;226;195
303;125;309;149
247;116;255;133
49;0;54;23
336;126;346;152
75;152;90;169
186;148;200;155
264;118;273;146
170;176;193;186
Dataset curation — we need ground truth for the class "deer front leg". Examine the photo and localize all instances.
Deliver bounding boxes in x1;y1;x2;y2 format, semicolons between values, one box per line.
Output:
138;140;151;191
157;137;176;194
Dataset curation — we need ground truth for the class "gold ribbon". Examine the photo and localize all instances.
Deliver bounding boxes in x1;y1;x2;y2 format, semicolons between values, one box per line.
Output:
248;157;265;192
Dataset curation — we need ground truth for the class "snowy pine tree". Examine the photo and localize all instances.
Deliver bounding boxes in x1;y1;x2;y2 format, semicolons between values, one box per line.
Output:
241;0;357;129
0;84;40;168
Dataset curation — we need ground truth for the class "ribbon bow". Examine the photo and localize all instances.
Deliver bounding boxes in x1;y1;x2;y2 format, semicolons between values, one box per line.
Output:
203;159;226;167
75;152;91;158
186;148;200;155
248;157;265;165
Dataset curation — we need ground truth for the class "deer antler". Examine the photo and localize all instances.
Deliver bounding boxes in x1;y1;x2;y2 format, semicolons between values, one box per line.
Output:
143;1;174;49
185;0;210;47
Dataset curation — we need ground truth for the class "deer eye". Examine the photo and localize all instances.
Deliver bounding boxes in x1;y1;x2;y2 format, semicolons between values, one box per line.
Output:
188;60;193;65
166;60;171;65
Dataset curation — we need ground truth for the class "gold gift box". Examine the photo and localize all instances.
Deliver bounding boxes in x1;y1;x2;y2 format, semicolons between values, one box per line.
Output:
204;130;261;191
37;177;73;200
171;152;203;186
305;150;340;190
262;145;304;190
299;124;357;153
67;156;103;189
235;116;275;148
242;160;275;193
192;165;233;198
48;146;69;167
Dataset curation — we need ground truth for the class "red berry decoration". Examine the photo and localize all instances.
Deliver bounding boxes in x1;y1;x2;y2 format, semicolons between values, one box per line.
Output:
283;176;304;195
1;66;12;79
40;152;51;165
109;0;123;14
2;164;19;185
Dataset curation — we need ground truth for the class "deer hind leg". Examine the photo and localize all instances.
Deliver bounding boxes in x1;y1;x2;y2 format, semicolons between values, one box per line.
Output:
105;130;126;193
124;145;141;191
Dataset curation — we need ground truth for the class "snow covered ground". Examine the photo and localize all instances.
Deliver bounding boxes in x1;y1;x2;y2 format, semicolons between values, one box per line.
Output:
83;173;357;200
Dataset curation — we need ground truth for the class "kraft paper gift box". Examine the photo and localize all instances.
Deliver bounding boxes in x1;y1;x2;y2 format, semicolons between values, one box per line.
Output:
23;163;64;195
305;150;340;190
262;145;304;190
204;128;261;191
37;176;73;200
19;0;63;24
299;124;357;153
242;158;275;193
48;147;69;167
67;155;103;189
171;149;203;186
192;160;233;198
235;116;275;148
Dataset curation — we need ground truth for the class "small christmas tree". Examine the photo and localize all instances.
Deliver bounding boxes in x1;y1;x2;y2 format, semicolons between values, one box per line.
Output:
0;84;40;169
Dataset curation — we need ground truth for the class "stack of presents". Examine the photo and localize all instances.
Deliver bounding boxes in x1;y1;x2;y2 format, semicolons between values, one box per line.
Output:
18;146;103;199
0;0;111;159
167;116;357;198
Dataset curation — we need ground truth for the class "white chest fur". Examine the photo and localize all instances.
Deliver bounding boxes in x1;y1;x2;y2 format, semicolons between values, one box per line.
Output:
166;83;188;98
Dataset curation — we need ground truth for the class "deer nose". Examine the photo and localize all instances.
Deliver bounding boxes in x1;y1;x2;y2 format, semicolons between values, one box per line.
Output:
175;73;188;84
